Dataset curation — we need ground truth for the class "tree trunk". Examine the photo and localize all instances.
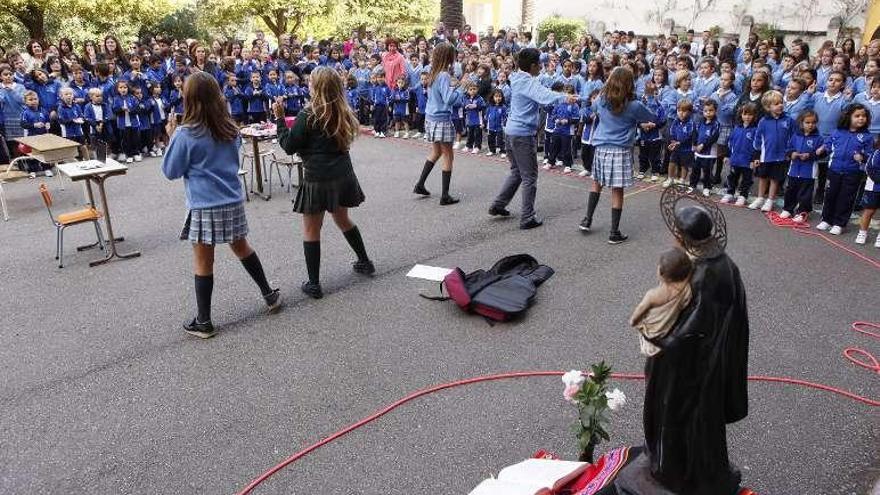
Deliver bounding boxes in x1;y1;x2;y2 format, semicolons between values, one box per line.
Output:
13;3;46;42
440;0;464;33
261;9;288;41
521;0;534;29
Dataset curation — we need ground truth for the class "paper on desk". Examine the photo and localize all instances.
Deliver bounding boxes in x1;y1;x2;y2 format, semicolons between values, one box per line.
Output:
406;264;453;282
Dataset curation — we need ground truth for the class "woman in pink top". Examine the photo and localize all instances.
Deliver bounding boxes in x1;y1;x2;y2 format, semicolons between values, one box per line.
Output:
382;38;407;88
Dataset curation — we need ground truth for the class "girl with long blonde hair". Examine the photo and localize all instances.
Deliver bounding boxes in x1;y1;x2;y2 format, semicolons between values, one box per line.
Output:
273;66;374;299
163;71;281;339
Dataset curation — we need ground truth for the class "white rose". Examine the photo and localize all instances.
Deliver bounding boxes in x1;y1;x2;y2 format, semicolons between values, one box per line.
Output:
561;370;586;388
605;388;627;411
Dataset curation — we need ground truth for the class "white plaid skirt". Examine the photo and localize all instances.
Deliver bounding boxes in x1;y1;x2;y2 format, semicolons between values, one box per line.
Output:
592;146;635;188
718;125;732;147
425;119;456;143
180;201;249;244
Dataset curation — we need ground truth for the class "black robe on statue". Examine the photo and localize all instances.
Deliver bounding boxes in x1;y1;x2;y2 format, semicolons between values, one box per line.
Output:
640;251;750;494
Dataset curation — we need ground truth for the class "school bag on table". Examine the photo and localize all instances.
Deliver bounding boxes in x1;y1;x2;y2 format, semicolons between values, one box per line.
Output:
420;254;554;323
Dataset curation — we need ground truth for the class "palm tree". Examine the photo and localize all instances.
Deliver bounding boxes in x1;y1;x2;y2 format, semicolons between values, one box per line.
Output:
521;0;535;30
440;0;464;33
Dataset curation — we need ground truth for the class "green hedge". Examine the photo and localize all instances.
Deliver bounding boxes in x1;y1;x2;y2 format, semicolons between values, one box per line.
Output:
537;16;585;44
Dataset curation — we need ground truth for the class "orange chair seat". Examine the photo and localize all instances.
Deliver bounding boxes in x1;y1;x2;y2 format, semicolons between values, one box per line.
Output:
57;208;102;226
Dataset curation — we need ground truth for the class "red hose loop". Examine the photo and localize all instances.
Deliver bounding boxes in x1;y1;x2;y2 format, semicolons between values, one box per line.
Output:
236;370;877;495
844;322;880;375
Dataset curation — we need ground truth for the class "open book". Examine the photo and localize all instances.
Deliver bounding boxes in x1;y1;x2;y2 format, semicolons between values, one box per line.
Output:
468;459;588;495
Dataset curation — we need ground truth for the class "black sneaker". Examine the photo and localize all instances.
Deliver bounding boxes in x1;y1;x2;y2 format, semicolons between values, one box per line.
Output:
520;217;543;230
439;195;460;205
413;185;430;196
183;318;216;339
353;259;376;275
578;217;592;232
608;231;629;244
264;288;282;313
301;281;323;299
488;206;511;217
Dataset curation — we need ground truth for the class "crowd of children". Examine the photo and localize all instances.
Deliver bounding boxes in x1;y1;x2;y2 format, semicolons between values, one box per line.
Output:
1;27;879;246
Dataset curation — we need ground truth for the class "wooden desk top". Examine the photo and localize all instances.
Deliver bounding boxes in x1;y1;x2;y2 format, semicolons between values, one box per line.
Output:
15;134;81;151
57;159;129;181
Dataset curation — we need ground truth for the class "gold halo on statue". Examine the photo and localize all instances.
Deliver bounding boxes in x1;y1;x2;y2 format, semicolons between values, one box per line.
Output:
659;184;728;259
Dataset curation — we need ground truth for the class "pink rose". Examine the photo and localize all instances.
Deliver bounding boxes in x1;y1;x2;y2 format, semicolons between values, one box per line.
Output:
563;384;580;403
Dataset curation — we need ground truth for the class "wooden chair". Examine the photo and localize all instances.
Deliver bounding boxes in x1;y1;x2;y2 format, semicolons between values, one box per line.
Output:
39;183;105;268
1;157;31;221
241;140;283;195
269;153;304;193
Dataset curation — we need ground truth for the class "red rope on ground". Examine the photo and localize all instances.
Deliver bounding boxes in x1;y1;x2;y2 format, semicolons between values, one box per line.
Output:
237;369;878;494
764;212;880;270
845;322;880;375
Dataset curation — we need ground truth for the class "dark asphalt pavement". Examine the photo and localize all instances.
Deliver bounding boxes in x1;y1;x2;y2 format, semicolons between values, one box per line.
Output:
1;135;878;495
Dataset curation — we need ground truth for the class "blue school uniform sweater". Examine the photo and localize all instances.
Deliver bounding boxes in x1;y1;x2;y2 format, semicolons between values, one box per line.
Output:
136;97;153;130
112;95;140;129
244;84;268;114
69;81;91;110
56;102;84;138
425;72;463;122
505;70;569;137
264;81;284;101
692;75;720;114
353;68;372;97
151;96;168;125
783;93;813;121
486;104;507;132
370;84;391;107
825;129;872;174
543;104;556;133
29;80;61;113
754;113;795;162
786;131;824;179
224;86;245;116
554;73;582;94
579;78;604;103
852;94;880;134
728;124;759;167
694;119;721;157
347;88;360;110
168;89;183;114
668;118;697;152
463;95;486;127
84;102;111;135
866;150;880;191
121;70;149;95
637;96;665;142
415;86;429;114
391;88;411;117
812;92;850;137
551;102;580;136
20;107;49;136
581;105;595;144
282;84;301;113
710;89;738;128
590;97;663;148
162;126;244;209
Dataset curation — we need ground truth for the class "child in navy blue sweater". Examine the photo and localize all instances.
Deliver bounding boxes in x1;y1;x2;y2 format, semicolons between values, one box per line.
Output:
548;84;580;171
391;76;411;138
463;83;486;153
133;85;153;158
412;72;429;139
638;81;665;181
664;99;696;187
579;89;600;177
245;71;268;123
856;144;880;246
20;90;50;137
84;88;113;151
750;91;795;212
485;89;507;157
346;75;360;113
112;80;141;162
816;104;872;235
691;99;721;196
224;76;245;124
282;71;301;117
370;72;391;138
782;110;825;222
149;83;168;155
721;103;760;205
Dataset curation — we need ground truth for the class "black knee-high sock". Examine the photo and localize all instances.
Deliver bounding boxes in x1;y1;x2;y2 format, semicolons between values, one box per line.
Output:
240;251;272;296
441;170;452;197
342;226;369;261
303;241;321;284
416;160;435;187
611;207;623;233
586;191;601;221
194;274;213;322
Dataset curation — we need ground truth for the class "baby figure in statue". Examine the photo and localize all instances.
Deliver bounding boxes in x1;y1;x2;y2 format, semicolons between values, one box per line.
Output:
628;247;693;356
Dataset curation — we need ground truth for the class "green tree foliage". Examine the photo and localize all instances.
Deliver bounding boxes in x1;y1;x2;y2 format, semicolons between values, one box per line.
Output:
198;0;333;41
537;16;585;44
146;6;208;42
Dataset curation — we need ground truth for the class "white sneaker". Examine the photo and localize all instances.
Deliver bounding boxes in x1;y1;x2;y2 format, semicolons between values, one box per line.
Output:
471;148;479;154
874;234;880;248
578;170;591;177
829;225;843;235
401;132;409;139
555;160;564;166
44;170;54;177
542;158;550;165
760;198;773;212
485;151;494;156
748;197;765;210
720;194;733;203
793;213;808;223
815;221;831;231
636;173;646;179
500;153;507;159
134;154;143;162
702;188;711;197
394;131;400;138
125;157;133;163
662;178;673;188
563;166;572;174
412;132;422;139
541;164;553;170
735;196;747;206
685;187;694;194
380;133;387;138
779;210;791;219
452;142;461;150
650;175;658;182
855;230;868;244
118;154;127;162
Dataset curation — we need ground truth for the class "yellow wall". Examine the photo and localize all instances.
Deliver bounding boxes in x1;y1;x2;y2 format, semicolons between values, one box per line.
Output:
864;0;880;44
463;0;503;30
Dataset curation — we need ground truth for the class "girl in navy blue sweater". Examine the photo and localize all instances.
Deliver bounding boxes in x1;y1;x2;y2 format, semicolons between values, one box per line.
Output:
856;145;880;246
485;89;507;157
781;110;825;222
750;91;795;212
721;103;760;206
112;80;141;162
816;104;872;235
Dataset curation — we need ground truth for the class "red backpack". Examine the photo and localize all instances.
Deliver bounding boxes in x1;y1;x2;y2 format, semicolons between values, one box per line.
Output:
422;255;554;322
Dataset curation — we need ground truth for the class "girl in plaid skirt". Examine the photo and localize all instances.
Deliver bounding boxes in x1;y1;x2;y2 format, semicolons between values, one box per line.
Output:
579;67;663;244
163;72;281;339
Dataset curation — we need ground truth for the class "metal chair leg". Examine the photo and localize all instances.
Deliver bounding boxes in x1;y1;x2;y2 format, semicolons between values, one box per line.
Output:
94;220;106;250
275;161;285;188
0;182;8;221
55;227;61;260
58;226;65;268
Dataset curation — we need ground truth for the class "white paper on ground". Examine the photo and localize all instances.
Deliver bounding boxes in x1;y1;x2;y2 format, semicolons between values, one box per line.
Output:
406;264;453;282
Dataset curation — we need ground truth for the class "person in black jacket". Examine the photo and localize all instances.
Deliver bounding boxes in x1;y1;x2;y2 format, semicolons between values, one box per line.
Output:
273;66;375;299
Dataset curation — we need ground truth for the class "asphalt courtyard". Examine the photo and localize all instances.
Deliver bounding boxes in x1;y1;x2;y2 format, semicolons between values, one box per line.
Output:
1;134;878;495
